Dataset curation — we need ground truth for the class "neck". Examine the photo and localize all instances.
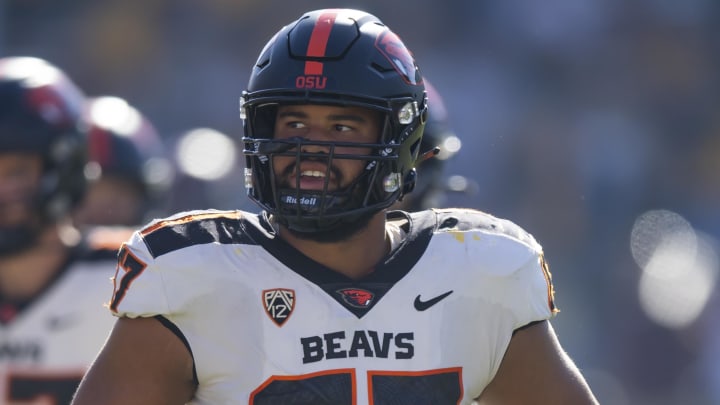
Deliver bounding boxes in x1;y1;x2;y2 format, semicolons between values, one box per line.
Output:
278;212;389;280
0;224;75;300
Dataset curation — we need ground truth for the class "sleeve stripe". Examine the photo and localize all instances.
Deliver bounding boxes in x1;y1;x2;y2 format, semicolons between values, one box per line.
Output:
539;254;558;314
140;211;244;236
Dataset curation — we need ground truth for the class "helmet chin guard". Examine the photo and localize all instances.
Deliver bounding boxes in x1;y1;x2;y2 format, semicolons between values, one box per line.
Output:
242;9;428;234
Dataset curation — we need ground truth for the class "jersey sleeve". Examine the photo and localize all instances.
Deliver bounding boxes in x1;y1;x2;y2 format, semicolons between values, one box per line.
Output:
476;224;558;330
432;208;558;330
109;229;172;318
503;250;557;330
107;209;251;320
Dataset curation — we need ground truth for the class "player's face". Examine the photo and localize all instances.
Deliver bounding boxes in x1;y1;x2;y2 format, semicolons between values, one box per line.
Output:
0;153;42;227
74;176;144;227
272;104;381;191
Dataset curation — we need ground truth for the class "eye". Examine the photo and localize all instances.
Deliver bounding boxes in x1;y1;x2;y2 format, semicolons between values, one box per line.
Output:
333;124;353;132
287;121;307;129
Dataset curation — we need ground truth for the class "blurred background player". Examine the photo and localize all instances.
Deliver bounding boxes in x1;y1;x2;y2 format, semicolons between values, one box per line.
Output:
75;95;174;228
0;56;117;403
393;79;471;211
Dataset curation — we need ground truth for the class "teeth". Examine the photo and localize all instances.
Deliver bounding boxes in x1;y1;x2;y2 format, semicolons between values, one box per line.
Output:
300;170;325;178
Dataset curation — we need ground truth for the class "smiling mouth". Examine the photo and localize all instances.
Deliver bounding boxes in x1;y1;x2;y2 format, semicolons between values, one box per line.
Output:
283;168;334;191
299;170;326;178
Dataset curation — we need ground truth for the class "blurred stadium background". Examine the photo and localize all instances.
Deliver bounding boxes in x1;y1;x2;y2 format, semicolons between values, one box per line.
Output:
3;1;718;403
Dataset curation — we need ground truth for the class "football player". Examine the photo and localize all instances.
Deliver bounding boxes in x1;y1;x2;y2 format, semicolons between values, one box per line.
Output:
72;9;599;404
0;56;118;403
75;95;173;228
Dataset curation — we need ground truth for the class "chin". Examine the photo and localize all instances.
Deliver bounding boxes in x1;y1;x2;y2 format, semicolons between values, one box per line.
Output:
284;210;377;243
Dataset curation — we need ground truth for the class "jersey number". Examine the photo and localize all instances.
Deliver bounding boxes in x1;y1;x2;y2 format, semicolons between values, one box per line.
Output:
249;367;463;404
6;372;84;405
110;245;147;312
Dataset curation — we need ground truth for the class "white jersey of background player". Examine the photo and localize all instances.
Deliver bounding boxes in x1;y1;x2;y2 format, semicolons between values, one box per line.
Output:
73;8;598;405
0;237;118;404
0;56;119;403
110;208;555;403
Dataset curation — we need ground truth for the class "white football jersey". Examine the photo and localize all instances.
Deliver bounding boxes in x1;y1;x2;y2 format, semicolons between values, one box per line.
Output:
111;208;557;404
0;240;118;404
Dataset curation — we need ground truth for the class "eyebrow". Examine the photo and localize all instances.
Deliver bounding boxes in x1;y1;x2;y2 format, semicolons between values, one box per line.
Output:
277;110;369;123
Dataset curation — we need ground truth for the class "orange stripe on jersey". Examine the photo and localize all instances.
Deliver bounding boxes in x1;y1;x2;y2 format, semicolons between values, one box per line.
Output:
539;254;559;314
140;211;244;236
367;366;462;377
304;11;337;75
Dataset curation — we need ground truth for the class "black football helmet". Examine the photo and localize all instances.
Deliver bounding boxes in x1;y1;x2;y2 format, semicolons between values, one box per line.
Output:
84;96;173;224
241;9;427;233
0;56;88;254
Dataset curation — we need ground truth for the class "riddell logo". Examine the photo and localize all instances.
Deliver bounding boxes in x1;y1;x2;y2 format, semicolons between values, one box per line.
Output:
336;288;374;308
295;75;327;89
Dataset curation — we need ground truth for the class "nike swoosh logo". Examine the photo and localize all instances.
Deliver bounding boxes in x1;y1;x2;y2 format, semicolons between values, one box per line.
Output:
414;290;453;311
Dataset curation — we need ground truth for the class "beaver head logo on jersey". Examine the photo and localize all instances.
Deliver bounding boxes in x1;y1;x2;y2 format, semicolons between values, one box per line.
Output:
262;288;295;327
336;288;375;308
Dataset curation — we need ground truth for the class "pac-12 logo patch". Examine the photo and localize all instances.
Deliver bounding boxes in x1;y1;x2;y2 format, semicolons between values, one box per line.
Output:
336;288;375;308
263;288;295;326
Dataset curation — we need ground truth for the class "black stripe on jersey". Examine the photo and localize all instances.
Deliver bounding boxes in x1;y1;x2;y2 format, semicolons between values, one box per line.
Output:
140;211;261;258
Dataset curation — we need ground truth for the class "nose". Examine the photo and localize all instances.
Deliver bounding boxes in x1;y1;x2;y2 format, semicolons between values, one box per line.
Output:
298;127;333;154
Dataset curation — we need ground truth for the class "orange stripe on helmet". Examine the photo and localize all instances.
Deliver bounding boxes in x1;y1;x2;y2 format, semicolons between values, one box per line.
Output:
304;11;337;75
